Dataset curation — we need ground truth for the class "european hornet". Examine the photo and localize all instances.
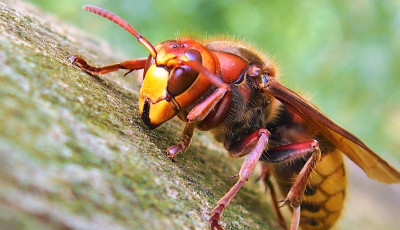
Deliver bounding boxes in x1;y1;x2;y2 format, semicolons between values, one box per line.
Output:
68;5;400;230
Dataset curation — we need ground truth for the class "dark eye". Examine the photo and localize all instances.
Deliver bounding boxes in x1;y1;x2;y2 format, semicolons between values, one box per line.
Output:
172;44;178;48
184;49;202;63
167;66;199;96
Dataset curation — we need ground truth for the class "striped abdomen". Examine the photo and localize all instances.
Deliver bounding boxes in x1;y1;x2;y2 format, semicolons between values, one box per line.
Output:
272;148;347;230
300;149;346;229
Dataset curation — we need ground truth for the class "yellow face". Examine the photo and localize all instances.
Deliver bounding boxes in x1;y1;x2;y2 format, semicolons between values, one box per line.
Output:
138;39;216;128
138;64;177;128
140;65;169;104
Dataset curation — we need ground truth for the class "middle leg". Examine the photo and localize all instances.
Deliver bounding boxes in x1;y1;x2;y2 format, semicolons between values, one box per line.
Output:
209;129;270;230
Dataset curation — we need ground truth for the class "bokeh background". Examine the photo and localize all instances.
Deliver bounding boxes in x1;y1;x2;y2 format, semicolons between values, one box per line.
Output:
22;0;400;228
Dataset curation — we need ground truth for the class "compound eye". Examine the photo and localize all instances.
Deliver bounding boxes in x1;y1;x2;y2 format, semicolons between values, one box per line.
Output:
184;49;202;63
167;66;199;96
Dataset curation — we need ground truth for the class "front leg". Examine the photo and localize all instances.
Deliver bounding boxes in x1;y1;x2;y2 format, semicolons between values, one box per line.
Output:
166;122;195;158
165;85;229;159
165;61;231;159
172;60;232;123
210;129;270;230
68;55;147;76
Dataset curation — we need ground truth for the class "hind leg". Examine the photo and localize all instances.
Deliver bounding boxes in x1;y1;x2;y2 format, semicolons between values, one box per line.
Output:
259;163;287;229
261;139;321;230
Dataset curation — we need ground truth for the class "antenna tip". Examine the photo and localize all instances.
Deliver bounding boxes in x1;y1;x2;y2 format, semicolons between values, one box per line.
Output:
82;5;93;11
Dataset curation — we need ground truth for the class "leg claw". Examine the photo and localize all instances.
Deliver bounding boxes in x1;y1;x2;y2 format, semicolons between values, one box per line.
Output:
166;143;183;159
210;219;223;230
209;205;225;230
67;55;77;64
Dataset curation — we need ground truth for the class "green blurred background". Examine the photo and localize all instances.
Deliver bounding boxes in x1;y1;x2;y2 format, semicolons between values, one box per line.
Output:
25;0;400;163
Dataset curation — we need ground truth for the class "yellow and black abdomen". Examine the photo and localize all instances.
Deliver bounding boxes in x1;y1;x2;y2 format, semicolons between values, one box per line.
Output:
299;148;346;230
271;148;346;230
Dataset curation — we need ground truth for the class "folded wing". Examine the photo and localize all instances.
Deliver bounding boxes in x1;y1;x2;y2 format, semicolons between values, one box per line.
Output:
266;80;400;184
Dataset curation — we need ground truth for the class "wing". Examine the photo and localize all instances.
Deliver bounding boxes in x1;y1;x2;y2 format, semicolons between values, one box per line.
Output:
265;80;400;184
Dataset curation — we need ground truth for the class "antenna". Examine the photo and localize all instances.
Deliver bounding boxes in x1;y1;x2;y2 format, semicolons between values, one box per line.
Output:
83;5;157;58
